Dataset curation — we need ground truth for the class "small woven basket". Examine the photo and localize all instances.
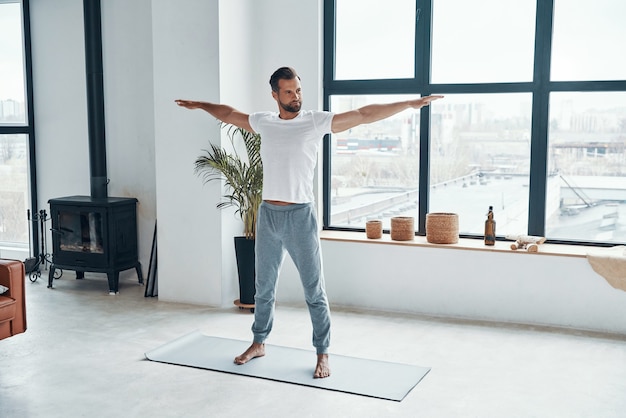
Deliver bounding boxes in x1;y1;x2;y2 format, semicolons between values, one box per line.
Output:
426;212;459;244
390;217;414;241
365;220;383;239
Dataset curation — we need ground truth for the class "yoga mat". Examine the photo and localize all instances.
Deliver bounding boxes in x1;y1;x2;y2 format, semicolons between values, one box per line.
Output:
145;331;430;401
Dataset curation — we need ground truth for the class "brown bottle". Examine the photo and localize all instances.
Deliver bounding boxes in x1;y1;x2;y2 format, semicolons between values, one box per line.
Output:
484;206;496;246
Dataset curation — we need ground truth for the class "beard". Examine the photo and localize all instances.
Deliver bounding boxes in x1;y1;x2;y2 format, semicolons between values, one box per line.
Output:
280;100;302;113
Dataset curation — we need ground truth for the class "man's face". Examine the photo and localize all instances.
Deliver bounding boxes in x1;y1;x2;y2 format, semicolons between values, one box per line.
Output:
273;78;302;114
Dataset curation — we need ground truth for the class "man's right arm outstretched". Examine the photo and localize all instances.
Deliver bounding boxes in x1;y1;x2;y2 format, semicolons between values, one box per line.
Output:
175;99;254;133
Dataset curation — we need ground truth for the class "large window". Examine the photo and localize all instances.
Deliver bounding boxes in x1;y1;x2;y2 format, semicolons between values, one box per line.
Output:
0;0;36;251
324;0;626;245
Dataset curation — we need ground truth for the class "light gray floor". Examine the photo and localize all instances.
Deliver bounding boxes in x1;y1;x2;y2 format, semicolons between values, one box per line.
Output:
1;271;626;418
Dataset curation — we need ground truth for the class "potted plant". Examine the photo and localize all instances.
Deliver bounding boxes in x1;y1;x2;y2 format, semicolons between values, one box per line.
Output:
194;124;262;307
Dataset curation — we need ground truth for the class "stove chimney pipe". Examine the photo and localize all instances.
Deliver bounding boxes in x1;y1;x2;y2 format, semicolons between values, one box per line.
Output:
83;0;108;199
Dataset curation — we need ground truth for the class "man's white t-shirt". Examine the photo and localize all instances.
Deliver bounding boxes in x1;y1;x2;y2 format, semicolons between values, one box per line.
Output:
249;110;335;203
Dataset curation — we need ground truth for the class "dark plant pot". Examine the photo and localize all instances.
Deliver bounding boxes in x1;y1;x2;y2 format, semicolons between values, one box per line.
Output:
234;236;256;305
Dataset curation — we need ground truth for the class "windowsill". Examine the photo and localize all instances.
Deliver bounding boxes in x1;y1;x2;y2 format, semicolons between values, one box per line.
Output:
320;230;594;258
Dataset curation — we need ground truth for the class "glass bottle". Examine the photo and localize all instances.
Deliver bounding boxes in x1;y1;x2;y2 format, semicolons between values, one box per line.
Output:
484;206;496;246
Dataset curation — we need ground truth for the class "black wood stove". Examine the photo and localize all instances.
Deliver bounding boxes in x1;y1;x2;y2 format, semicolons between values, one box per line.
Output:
48;196;142;293
47;0;142;294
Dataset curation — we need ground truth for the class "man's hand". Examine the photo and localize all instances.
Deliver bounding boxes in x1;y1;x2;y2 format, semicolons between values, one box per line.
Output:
407;95;444;109
175;99;203;109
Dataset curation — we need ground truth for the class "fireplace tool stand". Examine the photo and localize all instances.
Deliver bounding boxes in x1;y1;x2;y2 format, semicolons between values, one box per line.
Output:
25;209;62;283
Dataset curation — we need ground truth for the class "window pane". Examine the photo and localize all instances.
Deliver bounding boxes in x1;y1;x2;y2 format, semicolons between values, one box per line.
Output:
431;0;536;84
552;0;626;81
0;134;29;245
429;93;532;236
0;1;26;124
329;94;420;230
546;92;626;243
335;0;415;80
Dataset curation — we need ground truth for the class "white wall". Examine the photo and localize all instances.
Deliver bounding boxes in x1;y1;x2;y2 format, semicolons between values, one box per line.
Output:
31;0;90;203
28;0;626;335
277;241;626;335
218;0;256;304
152;0;223;305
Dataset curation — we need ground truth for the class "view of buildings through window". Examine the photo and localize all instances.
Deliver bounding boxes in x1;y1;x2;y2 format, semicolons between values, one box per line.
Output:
326;0;626;245
547;92;626;242
0;0;29;247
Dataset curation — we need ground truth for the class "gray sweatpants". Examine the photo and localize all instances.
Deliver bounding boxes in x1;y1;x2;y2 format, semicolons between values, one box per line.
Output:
252;201;331;354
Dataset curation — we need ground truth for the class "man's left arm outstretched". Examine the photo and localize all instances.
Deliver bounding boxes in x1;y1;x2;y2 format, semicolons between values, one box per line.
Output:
331;95;443;134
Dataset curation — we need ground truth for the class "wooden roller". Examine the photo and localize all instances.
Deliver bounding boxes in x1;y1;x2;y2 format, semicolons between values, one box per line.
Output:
507;235;545;252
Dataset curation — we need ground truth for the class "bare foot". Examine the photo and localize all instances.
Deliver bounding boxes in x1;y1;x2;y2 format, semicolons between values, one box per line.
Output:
234;342;265;365
314;354;331;379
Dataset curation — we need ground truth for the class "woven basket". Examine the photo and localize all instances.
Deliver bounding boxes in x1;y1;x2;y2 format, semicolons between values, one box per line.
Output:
426;212;459;244
390;217;414;241
365;220;383;239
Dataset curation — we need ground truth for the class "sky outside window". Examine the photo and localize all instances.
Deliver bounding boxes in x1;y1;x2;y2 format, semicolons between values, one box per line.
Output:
335;0;416;80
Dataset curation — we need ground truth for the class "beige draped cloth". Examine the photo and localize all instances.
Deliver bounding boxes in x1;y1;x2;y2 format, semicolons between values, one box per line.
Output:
586;246;626;292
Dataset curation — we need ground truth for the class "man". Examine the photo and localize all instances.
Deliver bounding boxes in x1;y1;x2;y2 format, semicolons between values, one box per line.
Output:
176;67;442;379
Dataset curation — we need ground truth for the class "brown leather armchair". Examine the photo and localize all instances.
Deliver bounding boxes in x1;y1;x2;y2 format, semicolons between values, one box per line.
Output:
0;259;27;340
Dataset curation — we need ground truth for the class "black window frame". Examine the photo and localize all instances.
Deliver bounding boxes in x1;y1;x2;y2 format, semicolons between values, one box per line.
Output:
322;0;626;246
0;0;38;252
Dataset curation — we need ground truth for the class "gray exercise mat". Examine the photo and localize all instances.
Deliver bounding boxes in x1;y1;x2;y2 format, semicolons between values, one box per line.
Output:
145;331;430;401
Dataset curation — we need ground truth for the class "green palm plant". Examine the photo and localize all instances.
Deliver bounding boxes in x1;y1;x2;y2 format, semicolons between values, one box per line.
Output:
194;124;263;239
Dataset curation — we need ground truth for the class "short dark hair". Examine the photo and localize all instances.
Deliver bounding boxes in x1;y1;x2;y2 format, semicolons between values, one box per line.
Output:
269;67;300;93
